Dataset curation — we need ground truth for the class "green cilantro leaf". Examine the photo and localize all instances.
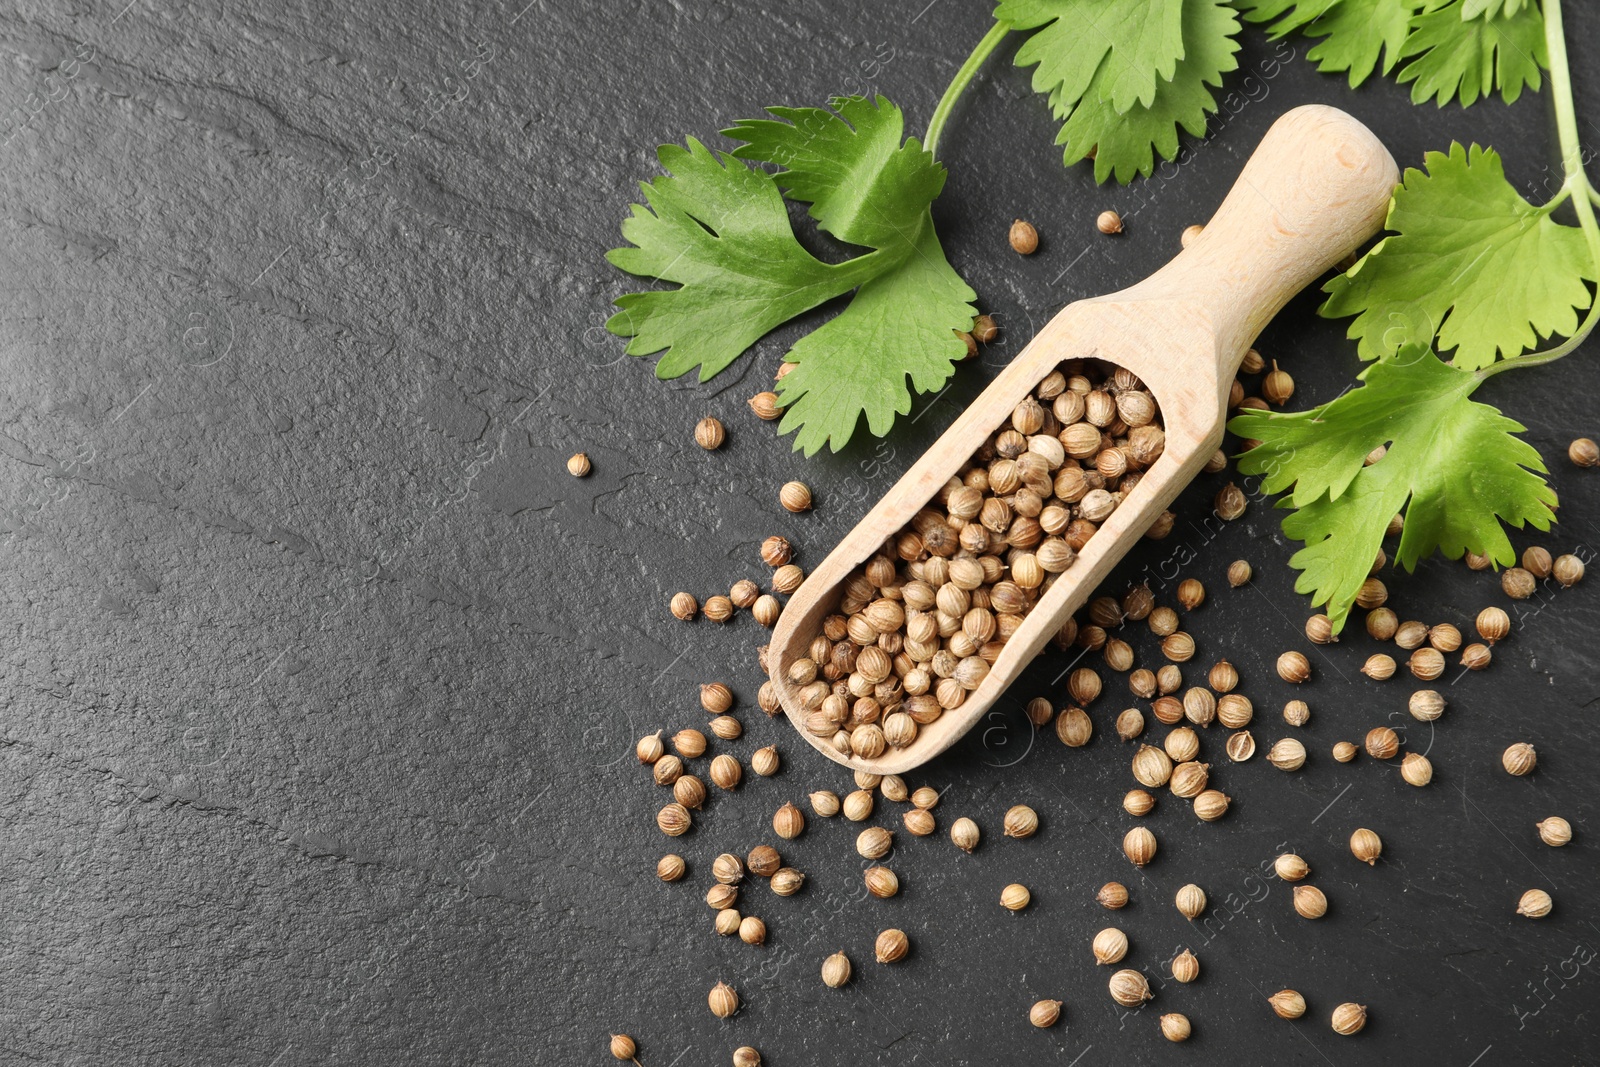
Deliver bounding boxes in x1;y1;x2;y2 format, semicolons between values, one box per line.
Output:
1320;143;1597;368
1229;347;1557;630
606;138;867;381
1461;0;1531;16
606;96;976;455
1006;0;1241;184
1230;0;1344;40
997;0;1186;115
1234;0;1424;87
1396;0;1546;106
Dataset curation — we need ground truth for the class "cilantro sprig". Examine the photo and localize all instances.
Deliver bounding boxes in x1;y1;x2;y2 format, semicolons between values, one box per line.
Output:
1233;0;1600;628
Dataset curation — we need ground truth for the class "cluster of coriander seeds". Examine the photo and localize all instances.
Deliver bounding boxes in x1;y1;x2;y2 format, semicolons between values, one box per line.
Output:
789;359;1166;758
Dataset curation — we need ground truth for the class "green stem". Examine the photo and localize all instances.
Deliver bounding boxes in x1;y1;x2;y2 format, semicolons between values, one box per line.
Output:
1481;0;1600;379
924;21;1011;160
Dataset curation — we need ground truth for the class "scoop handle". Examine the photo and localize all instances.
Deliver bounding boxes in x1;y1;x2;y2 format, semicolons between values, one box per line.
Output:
1112;105;1399;368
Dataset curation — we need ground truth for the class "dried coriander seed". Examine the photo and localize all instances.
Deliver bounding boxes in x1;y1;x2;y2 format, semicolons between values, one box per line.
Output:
1523;546;1553;578
875;928;910;963
1175;884;1207;920
1274;853;1310;882
751;595;781;627
1283;699;1310;727
1409;689;1446;721
1097;881;1129;909
1026;697;1054;726
1461;642;1492;670
1161;1013;1192;1042
903;808;936;836
1169;761;1209;799
1569;437;1599;467
1365;726;1399;760
670;592;699;620
881;775;909;802
1292;885;1327;919
1429;623;1462;652
1502;742;1537;776
770;867;805;896
1277;651;1311;683
1124;788;1156;816
1171;949;1200;983
1332;741;1359;763
760;535;793;567
1267;737;1306;771
1214;483;1246;520
673;728;708;758
779;481;812;513
733;1046;761;1067
809;790;841;817
773;801;805;839
1217;693;1253;729
1164;727;1200;763
748;392;781;420
1331;1003;1366;1036
1000;883;1032;911
1009;218;1039;254
1192;789;1230;821
708;716;742;741
1004;804;1039;839
751;746;780;776
1269;990;1307;1019
950;816;981;853
710;754;742;790
610;1034;639;1062
1096;209;1124;235
1401;752;1433;786
1476;606;1511;643
1056;707;1093;747
653;754;685;786
842;789;875;822
1116;707;1146;742
657;854;687;882
1304;614;1336;644
1093;927;1129;964
1517;888;1553;918
694;416;726;450
1132;744;1174;788
708;981;740;1019
1123;826;1158;866
636;731;665;764
864;866;900;899
1350;828;1383;865
567;452;591;477
821;951;852;988
857;826;894;860
1554;553;1585;586
1227;559;1252;587
673;775;707;810
1177;578;1206;610
1226;730;1256;762
1537;817;1572;847
1030;999;1063;1028
713;853;746;885
700;683;734;714
771;564;805;594
972;313;999;343
747;845;781;878
1360;653;1396;680
1108;968;1152;1007
1502;566;1536;599
657;802;692;837
1408;646;1445;681
706;884;739;911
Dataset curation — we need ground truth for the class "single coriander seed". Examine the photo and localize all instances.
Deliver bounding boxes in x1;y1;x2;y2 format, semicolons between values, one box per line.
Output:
610;1034;639;1062
760;535;792;567
1004;804;1039;839
903;808;936;837
1293;884;1328;919
657;854;687;882
950;816;981;853
1277;650;1311;683
1124;788;1156;816
1477;606;1511;643
703;595;733;622
1193;789;1230;822
1350;828;1383;865
1030;999;1063;1028
1123;826;1158;866
770;867;805;896
1365;726;1399;760
1175;883;1207;920
1569;437;1599;467
566;452;591;477
1161;1013;1192;1042
1092;926;1129;964
1537;816;1572;847
1108;968;1152;1007
1409;689;1445;721
972;313;999;343
733;1047;761;1067
708;981;740;1019
670;592;698;621
1274;853;1310;882
864;866;900;899
739;916;766;946
1269;989;1307;1019
1331;1003;1367;1036
773;801;805;839
779;481;812;513
1502;742;1537;776
1553;553;1585;586
1227;559;1252;587
1332;741;1359;763
1009;218;1039;254
821;951;852;988
694;416;726;450
751;746;780;776
1401;752;1433;786
1284;699;1311;727
748;391;781;420
875;928;910;963
635;730;665;764
1171;949;1200;983
1000;883;1032;911
1267;737;1306;772
1096;209;1124;235
1097;881;1130;909
1518;888;1553;918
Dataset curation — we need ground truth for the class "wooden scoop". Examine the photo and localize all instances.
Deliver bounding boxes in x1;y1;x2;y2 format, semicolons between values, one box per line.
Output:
769;105;1399;774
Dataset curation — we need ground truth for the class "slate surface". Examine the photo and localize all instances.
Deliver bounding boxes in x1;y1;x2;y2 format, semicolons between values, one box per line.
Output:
3;1;1599;1064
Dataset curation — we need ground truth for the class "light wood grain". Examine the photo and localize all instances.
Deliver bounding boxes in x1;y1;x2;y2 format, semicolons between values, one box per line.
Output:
770;105;1400;774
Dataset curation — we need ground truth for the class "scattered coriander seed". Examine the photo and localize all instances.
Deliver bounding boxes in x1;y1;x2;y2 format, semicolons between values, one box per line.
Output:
1116;707;1146;742
1228;559;1252;587
822;951;852;988
657;801;692;837
751;596;781;627
1068;668;1102;705
1096;209;1124;235
1161;1013;1192;1042
972;313;999;343
809;790;841;818
1476;606;1511;644
703;595;734;622
706;884;739;911
1162;632;1196;662
1350;828;1383;865
1502;567;1536;599
875;928;910;963
1274;853;1310;882
1217;693;1253;729
1193;789;1230;821
1152;695;1183;725
950;816;981;853
1132;744;1174;788
1169;761;1209;799
1097;881;1130;909
708;716;742;741
1267;737;1306;772
746;845;781;878
1518;888;1553;918
1408;647;1445;681
1408;689;1446;722
854;770;882;790
1177;578;1207;611
1181;223;1204;247
843;790;875;821
1277;651;1311;683
779;481;812;513
674;775;707;810
1503;742;1537;776
710;754;743;791
771;564;805;594
701;683;734;714
673;728;708;759
1269;989;1307;1019
770;867;805;896
653;754;685;787
1124;826;1158;866
1395;619;1429;649
1293;884;1328;919
752;746;780;776
1331;1003;1366;1036
636;731;665;764
956;329;978;358
1366;608;1398;641
748;392;781;420
773;802;806;839
1009;218;1039;254
1149;608;1181;638
1001;883;1033;912
1124;788;1156;816
1553;553;1585;586
865;866;900;899
903;808;936;836
708;981;740;1019
711;853;746;886
1304;615;1336;644
1537;817;1571;846
1460;642;1493;670
910;786;940;810
1175;884;1207;920
1004;804;1039;839
1164;727;1200;763
1332;741;1359;763
694;416;726;450
1030;999;1064;1028
1215;483;1247;520
857;826;894;859
657;854;687;882
1109;968;1152;1007
1093;926;1129;964
1365;726;1399;760
1026;697;1055;727
881;775;910;802
611;1034;639;1062
566;452;591;477
1523;546;1553;578
1208;659;1239;692
1401;752;1433;786
1284;699;1311;727
1171;949;1200;983
733;1047;761;1067
1241;347;1265;374
1056;707;1094;747
1226;730;1256;762
1465;551;1491;571
760;536;793;567
1429;623;1462;652
1361;653;1396;680
670;592;699;621
1263;361;1294;405
1570;437;1600;467
1355;577;1387;609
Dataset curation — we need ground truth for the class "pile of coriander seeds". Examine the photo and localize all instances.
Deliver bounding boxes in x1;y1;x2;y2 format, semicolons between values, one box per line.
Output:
783;358;1170;759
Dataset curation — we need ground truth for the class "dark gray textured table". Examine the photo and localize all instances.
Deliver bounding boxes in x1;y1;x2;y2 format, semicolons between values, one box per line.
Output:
3;2;1598;1064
